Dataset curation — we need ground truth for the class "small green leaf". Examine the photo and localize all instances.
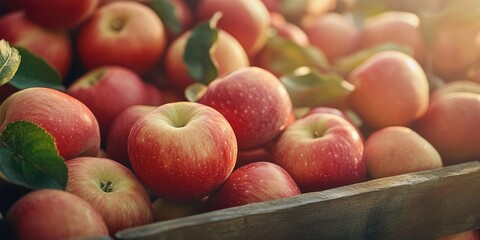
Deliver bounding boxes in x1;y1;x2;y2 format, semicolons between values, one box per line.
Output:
0;39;21;86
184;12;221;85
333;43;413;74
0;121;67;190
151;0;182;34
258;34;329;77
8;47;64;91
281;67;355;108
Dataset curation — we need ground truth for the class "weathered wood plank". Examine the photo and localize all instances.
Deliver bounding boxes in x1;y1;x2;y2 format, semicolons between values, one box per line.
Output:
116;161;480;240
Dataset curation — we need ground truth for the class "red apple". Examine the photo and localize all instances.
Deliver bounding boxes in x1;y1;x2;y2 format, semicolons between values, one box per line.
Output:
107;105;156;169
262;0;337;27
0;87;100;160
413;92;480;166
165;29;249;92
196;0;270;57
67;66;150;141
66;157;154;235
272;113;365;192
359;11;425;64
348;50;429;129
22;0;99;30
164;0;193;39
6;189;108;240
144;82;164;106
236;147;272;169
76;1;167;75
0;11;72;78
304;12;359;61
364;126;442;179
198;67;293;150
209;161;301;210
128;102;237;202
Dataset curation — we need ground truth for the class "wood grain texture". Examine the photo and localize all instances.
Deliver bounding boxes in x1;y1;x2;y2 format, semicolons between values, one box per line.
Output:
116;161;480;240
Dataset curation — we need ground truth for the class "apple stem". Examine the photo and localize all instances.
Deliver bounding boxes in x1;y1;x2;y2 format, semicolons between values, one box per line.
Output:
314;130;320;138
100;180;114;193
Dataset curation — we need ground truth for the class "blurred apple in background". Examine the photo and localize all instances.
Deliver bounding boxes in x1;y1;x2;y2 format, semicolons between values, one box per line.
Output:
236;147;272;169
304;12;359;62
0;11;72;78
128;102;237;202
364;126;442;179
164;29;249;92
209;161;301;210
196;0;270;57
0;87;100;160
430;80;480;101
6;189;108;240
358;11;425;64
413;92;480;166
198;67;293;150
348;50;429;129
272;113;365;192
432;21;480;80
66;157;154;235
107;105;156;169
76;1;167;75
262;0;337;27
67;66;150;142
144;82;164;106
269;12;310;46
22;0;99;30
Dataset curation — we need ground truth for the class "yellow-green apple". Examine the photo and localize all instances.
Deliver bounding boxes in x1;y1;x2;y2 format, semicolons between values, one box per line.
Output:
209;161;301;210
67;66;150;141
198;67;293;150
272;113;365;192
5;189;108;240
107;105;156;169
76;1;167;75
304;12;359;62
413;92;480;166
22;0;99;30
0;11;72;78
164;29;249;92
364;126;442;179
196;0;270;57
358;11;425;64
128;102;237;202
430;80;480;101
432;21;480;80
152;198;207;222
269;12;309;46
66;157;154;235
0;87;100;160
348;50;429;129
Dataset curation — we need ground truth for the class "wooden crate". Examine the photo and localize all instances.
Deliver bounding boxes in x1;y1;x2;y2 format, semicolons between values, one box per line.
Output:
115;161;480;240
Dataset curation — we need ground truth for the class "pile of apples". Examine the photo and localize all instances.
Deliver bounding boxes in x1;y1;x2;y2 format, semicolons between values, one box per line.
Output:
0;0;480;239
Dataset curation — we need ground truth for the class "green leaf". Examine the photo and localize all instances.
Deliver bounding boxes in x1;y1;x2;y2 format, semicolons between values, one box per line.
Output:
258;34;329;77
8;47;64;91
184;12;221;85
281;67;355;108
151;0;182;34
333;43;413;74
0;39;21;86
0;121;67;190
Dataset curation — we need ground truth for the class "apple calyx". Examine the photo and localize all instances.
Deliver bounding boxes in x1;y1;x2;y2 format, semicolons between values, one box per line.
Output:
111;18;126;32
100;180;114;193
